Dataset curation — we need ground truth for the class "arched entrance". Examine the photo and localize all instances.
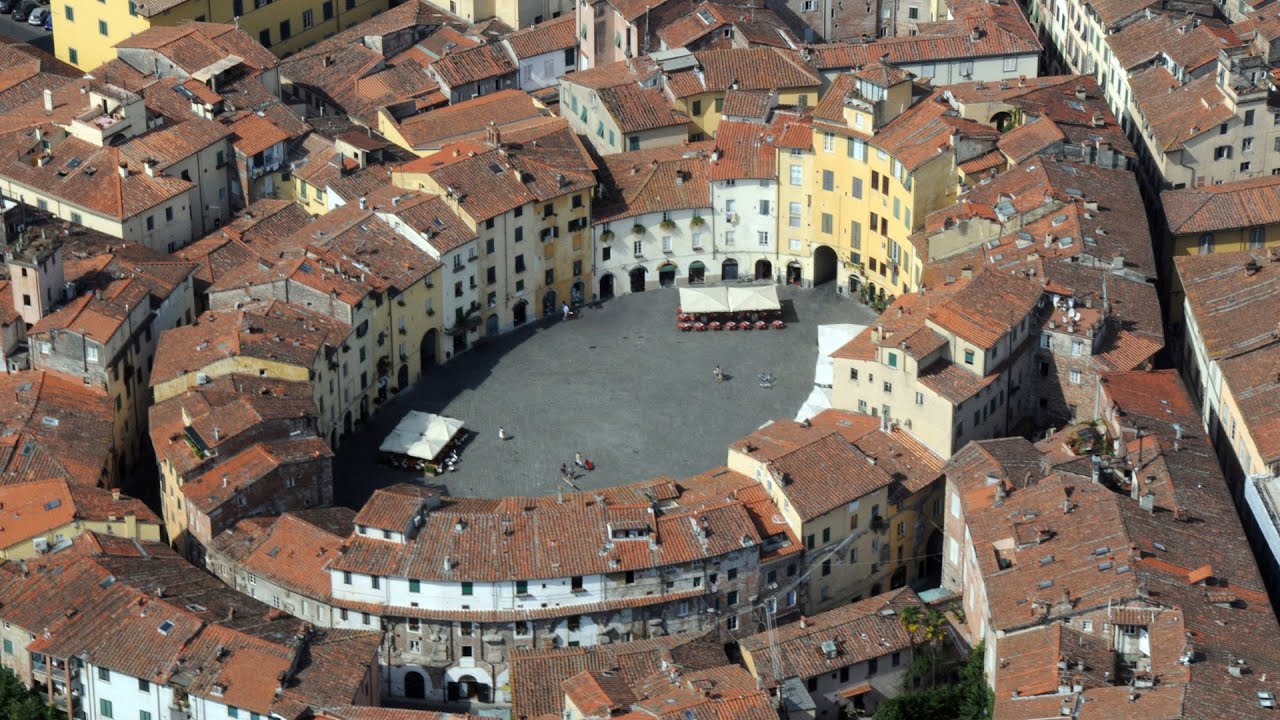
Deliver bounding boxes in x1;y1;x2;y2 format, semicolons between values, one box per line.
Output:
848;274;861;296
485;314;499;337
542;289;557;317
813;245;838;285
600;273;615;300
343;411;353;436
629;267;647;292
754;259;772;280
513;300;528;326
786;261;802;285
571;280;585;305
722;258;738;281
420;329;438;373
688;261;706;284
404;670;426;699
991;111;1014;132
657;263;677;288
447;675;492;702
397;364;408;390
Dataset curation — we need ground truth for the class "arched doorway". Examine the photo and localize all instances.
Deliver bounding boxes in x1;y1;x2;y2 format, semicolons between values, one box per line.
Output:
629;267;647;292
991;111;1014;132
513;300;528;326
571;280;585;305
813;245;837;285
420;329;438;373
657;263;677;288
447;675;491;702
786;261;802;285
343;411;353;436
754;259;771;280
485;314;499;337
722;258;738;281
397;364;408;390
848;274;861;296
600;273;615;300
688;261;706;284
542;289;557;317
404;670;426;699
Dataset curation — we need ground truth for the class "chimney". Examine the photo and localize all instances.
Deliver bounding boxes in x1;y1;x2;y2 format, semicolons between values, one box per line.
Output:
961;266;974;280
143;159;158;178
1140;492;1155;513
358;196;368;210
1018;75;1026;88
43;88;53;114
118;163;129;178
799;616;808;628
1091;112;1105;127
486;120;501;147
112;488;121;501
970;26;981;41
1075;85;1087;100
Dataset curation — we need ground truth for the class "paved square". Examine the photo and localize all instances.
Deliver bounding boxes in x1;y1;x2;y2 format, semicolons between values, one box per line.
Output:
333;284;878;506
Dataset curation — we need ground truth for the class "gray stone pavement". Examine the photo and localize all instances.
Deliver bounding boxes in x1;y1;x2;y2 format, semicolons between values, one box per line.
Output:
333;283;879;506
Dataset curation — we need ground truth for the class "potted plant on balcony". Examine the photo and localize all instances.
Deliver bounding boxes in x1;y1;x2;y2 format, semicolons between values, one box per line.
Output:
632;223;646;235
659;219;677;230
690;215;706;228
600;229;615;243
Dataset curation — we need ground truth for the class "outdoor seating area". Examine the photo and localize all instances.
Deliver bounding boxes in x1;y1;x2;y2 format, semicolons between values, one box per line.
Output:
676;286;785;332
378;411;466;474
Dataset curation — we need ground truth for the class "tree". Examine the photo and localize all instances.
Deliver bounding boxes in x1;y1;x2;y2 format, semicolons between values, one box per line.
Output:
0;669;59;720
874;643;993;720
899;606;924;653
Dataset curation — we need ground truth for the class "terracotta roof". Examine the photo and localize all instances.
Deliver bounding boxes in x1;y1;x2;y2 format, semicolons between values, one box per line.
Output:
927;267;1043;349
150;309;333;386
113;23;278;71
594;143;715;223
505;15;578;58
1106;14;1240;73
598;84;690;133
1175;250;1280;361
394;89;550;150
510;632;729;718
1219;343;1280;465
0;481;156;550
831;282;965;362
428;43;517;88
663;47;819;98
709;119;777;180
657;3;798;50
1162;175;1280;235
720;89;773;119
0;371;113;487
997;115;1066;163
869;92;1000;171
738;588;917;685
1128;68;1233;152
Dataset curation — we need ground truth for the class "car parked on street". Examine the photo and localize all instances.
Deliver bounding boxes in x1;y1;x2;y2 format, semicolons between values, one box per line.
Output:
28;7;48;25
0;0;18;14
12;2;35;22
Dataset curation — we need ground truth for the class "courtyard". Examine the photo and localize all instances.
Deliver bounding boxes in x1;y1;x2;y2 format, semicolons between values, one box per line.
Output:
333;283;877;506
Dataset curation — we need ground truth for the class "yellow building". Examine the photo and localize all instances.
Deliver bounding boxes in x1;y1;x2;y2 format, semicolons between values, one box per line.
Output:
391;119;596;339
1162;176;1280;321
55;0;387;71
663;48;821;139
801;69;998;302
727;409;944;612
0;480;161;560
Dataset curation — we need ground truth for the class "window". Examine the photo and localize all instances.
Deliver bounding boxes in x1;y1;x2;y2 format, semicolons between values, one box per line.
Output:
823;132;835;152
822;169;834;191
1199;233;1214;254
1003;57;1017;72
883;381;892;393
821;213;833;234
662;236;672;253
1071;339;1084;356
343;571;352;584
1214;145;1232;160
98;19;108;35
165;207;174;223
323;0;333;18
1250;226;1265;249
963;349;975;365
98;667;111;682
1243;137;1254;153
279;19;291;39
821;559;831;576
789;165;802;185
1245;109;1256;126
1040;333;1051;349
1241;161;1252;172
461;582;474;596
757;231;769;247
64;5;73;19
887;351;897;368
915;391;924;405
850;368;858;381
302;9;313;27
788;202;802;227
100;700;113;718
259;28;271;46
759;199;770;216
691;100;702;116
69;48;78;65
514;255;526;273
2;639;10;655
138;679;150;693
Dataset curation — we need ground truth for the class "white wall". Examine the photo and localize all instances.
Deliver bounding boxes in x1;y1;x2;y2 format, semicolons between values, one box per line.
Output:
83;662;175;720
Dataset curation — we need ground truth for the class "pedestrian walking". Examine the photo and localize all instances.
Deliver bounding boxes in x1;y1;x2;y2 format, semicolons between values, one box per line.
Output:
714;365;724;383
561;463;572;481
562;302;571;320
575;452;586;469
498;426;508;441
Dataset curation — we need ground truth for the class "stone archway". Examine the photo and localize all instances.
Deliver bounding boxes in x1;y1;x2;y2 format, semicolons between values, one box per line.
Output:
600;273;615;300
754;259;771;280
542;289;557;317
571;280;585;305
813;245;838;286
513;300;528;326
629;267;647;292
721;258;738;281
658;263;677;288
688;261;706;284
420;329;437;374
397;364;409;390
404;670;426;699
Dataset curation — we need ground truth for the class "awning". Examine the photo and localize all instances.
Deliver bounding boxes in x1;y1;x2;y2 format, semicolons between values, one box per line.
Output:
689;261;706;270
837;683;873;699
379;411;464;461
725;285;781;312
679;286;730;313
